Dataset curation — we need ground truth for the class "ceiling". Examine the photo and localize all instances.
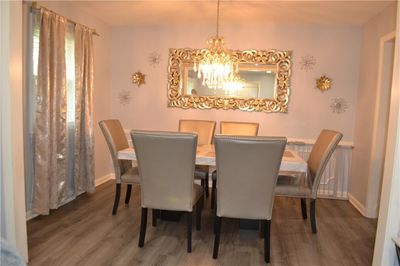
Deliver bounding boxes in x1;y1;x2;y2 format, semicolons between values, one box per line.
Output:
56;0;395;27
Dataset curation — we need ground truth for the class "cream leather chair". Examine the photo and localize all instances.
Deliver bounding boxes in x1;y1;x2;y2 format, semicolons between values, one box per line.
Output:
212;135;287;263
275;129;343;234
211;121;259;208
179;120;216;197
131;130;203;253
99;120;140;215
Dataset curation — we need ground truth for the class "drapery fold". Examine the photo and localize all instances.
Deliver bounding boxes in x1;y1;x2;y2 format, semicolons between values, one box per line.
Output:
32;9;95;215
74;25;95;194
34;10;68;215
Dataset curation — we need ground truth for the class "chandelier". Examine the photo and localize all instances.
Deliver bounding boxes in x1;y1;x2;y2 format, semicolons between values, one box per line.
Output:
193;0;239;90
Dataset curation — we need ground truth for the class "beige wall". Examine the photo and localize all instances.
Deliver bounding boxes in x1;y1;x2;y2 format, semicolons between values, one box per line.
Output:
39;1;113;180
111;24;361;142
349;4;397;217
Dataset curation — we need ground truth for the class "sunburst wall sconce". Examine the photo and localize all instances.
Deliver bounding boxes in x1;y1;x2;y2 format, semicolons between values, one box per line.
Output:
131;71;146;87
316;75;332;92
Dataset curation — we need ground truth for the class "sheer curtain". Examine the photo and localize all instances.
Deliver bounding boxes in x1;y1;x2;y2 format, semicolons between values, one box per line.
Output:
27;8;95;215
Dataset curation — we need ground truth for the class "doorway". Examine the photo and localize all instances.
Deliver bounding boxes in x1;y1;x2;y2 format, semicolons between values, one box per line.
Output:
366;32;396;218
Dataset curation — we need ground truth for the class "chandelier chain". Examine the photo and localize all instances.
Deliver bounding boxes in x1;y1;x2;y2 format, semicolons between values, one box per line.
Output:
216;0;220;37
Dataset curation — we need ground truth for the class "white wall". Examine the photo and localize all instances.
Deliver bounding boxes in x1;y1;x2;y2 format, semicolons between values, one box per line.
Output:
0;0;28;260
349;4;397;218
111;24;361;143
373;2;400;264
38;1;113;181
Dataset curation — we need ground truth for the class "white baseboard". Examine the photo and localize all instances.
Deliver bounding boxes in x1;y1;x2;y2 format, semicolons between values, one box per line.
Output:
26;173;115;221
95;173;115;187
348;193;367;217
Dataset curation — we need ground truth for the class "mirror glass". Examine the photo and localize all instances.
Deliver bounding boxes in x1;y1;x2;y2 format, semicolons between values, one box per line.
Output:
182;63;277;99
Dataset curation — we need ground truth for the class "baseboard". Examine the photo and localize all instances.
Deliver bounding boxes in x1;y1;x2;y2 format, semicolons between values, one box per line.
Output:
348;193;367;217
26;173;115;221
95;173;115;187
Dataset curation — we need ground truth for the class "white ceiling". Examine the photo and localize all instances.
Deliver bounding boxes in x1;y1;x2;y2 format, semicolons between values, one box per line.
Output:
55;0;395;27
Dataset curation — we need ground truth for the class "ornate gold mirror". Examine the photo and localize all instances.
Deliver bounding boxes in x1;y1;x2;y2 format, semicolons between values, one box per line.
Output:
167;49;292;112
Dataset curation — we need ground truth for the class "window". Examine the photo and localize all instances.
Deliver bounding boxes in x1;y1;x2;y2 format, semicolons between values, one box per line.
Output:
31;15;76;123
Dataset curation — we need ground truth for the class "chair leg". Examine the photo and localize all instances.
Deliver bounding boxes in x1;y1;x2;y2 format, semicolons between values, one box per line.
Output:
112;184;121;215
187;211;192;253
213;216;222;259
301;198;307;219
310;199;317;234
264;220;271;263
196;197;202;231
259;220;265;238
125;184;132;205
211;179;216;209
138;208;148;247
205;173;209;198
152;209;158;227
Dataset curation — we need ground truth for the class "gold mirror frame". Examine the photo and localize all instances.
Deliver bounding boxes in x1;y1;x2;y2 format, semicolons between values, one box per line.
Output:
167;48;292;112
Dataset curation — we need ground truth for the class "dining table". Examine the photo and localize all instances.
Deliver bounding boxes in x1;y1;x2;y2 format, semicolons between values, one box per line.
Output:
118;143;308;228
118;144;308;174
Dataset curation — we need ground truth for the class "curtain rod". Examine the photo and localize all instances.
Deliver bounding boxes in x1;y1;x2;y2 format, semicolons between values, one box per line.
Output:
30;1;100;37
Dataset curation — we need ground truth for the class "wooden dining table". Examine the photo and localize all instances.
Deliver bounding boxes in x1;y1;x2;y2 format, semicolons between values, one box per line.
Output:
118;144;308;174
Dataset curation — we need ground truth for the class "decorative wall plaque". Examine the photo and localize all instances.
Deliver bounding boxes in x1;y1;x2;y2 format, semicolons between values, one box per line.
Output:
330;97;348;114
118;90;131;106
131;71;146;87
300;54;316;71
148;52;161;67
316;75;332;92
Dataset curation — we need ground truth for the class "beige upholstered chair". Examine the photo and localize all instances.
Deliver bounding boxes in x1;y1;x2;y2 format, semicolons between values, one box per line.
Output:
131;130;203;253
99;120;140;215
179;120;216;197
275;129;343;233
212;135;287;263
211;121;259;208
220;121;259;136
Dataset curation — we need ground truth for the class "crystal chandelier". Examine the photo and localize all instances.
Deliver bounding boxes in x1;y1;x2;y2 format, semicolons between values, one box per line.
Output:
223;75;245;96
194;0;238;90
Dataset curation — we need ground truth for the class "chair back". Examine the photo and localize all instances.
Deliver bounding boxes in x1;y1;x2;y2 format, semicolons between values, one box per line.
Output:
308;130;343;197
131;130;198;211
220;121;259;136
215;135;287;220
99;119;131;183
179;119;216;145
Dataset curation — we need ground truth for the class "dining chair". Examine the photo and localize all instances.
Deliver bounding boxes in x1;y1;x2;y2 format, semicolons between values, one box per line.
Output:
179;119;216;198
131;130;203;253
275;129;343;234
211;121;259;208
99;119;140;215
212;135;287;263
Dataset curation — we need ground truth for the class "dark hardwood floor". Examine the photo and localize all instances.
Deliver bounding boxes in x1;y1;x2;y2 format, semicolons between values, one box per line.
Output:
27;181;377;265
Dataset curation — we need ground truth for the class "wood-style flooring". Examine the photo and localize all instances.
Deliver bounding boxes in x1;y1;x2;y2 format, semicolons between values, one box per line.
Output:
28;181;377;266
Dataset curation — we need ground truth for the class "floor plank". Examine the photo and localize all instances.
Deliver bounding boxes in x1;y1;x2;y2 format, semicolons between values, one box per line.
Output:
27;181;377;265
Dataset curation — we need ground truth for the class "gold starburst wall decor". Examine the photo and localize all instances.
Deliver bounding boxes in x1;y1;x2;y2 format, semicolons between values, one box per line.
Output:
131;71;146;87
316;75;332;92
